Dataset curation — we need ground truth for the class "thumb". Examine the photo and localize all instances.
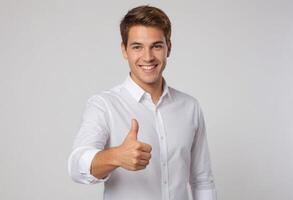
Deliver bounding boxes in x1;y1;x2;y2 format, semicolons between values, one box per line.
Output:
127;119;139;140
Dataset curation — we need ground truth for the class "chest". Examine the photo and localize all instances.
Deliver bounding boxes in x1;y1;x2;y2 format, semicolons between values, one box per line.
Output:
105;97;198;160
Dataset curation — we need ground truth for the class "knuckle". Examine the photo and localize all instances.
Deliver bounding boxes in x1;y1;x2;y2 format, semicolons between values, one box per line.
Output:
148;145;152;152
148;153;152;159
133;151;140;158
134;143;141;149
138;143;143;149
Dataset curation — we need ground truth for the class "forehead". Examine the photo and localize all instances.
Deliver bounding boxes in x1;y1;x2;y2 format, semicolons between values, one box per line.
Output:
127;25;165;44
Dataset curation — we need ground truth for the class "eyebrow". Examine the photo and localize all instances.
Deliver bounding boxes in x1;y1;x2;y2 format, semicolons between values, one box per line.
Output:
129;41;165;46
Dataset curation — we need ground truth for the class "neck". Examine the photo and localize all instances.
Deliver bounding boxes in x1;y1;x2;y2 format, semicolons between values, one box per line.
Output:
130;74;163;104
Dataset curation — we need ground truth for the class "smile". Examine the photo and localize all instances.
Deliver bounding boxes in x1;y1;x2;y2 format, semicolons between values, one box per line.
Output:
139;64;158;71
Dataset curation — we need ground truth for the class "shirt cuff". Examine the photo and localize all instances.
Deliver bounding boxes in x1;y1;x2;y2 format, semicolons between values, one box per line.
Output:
78;148;111;183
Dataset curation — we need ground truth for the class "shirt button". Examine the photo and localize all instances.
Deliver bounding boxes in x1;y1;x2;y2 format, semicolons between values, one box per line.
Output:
163;180;167;184
160;136;164;140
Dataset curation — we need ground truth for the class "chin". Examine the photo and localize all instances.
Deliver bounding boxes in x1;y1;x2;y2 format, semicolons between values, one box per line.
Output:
141;76;160;84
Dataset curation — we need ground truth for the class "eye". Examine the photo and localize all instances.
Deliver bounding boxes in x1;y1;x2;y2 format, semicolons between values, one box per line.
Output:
153;44;163;49
132;45;142;50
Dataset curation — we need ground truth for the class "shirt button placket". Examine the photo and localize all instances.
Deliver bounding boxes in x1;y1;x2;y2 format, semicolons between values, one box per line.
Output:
154;108;170;200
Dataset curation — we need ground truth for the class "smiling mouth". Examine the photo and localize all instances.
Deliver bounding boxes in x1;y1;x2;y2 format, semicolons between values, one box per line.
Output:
139;64;158;71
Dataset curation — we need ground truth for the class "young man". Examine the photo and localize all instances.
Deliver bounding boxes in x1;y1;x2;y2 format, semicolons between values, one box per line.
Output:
68;5;217;200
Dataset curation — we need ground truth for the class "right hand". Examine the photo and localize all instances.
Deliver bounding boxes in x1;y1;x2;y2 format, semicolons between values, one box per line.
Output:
116;119;152;171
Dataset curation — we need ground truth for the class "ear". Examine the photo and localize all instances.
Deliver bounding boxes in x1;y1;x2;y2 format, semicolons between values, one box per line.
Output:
167;41;172;57
121;42;128;59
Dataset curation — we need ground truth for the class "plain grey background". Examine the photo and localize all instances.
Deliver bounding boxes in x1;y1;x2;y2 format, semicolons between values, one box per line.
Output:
1;0;292;199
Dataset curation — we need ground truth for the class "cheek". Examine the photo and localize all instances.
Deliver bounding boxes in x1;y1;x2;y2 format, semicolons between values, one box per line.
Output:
127;57;139;69
155;50;167;59
129;54;141;64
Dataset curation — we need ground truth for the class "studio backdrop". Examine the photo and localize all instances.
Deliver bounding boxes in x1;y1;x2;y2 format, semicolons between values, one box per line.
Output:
0;0;292;200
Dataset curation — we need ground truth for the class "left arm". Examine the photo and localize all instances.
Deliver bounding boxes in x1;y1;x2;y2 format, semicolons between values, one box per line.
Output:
189;105;217;200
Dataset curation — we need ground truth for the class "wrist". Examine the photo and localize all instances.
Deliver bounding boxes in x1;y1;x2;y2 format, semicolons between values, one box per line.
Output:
109;146;122;167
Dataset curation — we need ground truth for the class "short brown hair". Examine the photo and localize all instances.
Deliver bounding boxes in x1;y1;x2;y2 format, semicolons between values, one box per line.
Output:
120;5;171;47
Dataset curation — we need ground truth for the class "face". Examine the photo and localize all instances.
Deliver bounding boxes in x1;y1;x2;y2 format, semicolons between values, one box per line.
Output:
121;25;171;88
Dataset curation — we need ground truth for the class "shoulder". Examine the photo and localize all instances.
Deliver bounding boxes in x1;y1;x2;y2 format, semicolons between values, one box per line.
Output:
168;86;200;107
168;87;205;122
86;84;124;106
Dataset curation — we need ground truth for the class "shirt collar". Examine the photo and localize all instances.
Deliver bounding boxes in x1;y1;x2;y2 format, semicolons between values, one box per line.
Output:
123;73;172;103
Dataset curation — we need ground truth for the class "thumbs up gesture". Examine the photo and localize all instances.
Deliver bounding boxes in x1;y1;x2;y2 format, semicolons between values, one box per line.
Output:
116;119;152;171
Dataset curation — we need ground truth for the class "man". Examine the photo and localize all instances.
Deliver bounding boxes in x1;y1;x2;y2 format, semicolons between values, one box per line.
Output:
68;5;217;200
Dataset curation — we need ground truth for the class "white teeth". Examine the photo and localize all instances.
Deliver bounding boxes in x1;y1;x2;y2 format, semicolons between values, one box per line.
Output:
140;65;156;70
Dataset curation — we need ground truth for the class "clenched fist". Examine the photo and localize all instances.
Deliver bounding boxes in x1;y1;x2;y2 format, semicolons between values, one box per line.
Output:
116;119;152;171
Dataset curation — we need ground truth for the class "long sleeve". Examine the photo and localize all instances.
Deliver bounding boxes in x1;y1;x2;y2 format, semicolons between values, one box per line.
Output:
189;105;217;200
68;95;111;184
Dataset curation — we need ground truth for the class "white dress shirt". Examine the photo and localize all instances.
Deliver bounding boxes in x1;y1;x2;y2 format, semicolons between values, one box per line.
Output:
68;74;217;200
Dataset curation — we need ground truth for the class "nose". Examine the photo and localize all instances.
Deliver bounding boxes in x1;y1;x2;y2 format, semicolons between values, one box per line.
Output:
142;48;155;62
